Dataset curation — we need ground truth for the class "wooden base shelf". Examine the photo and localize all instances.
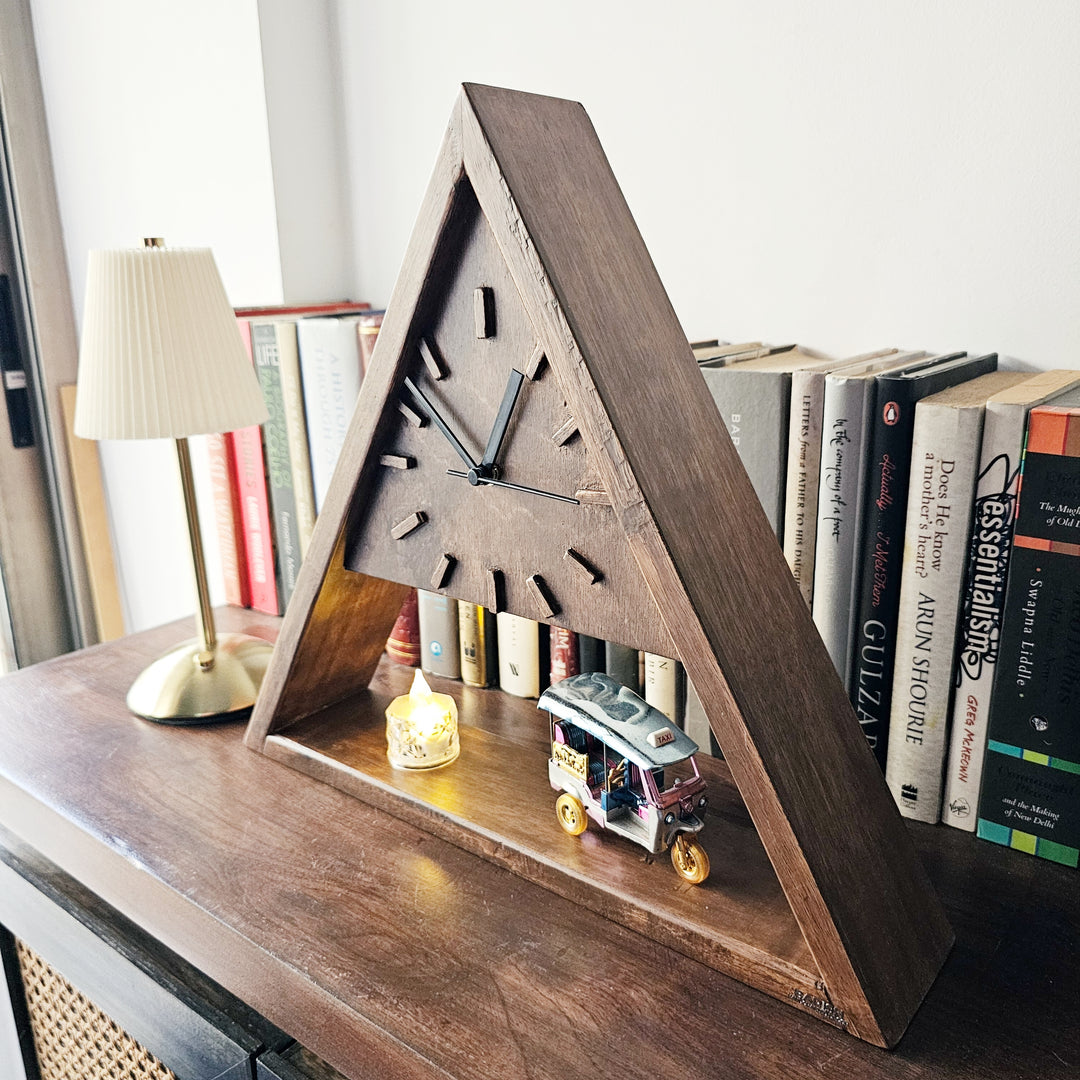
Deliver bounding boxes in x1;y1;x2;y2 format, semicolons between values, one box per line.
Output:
264;656;831;1023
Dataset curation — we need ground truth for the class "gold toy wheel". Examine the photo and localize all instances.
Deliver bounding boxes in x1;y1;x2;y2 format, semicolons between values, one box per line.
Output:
671;836;710;885
555;793;587;836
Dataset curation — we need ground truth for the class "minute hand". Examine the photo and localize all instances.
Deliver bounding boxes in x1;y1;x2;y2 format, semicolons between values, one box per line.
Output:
447;469;580;505
404;376;478;470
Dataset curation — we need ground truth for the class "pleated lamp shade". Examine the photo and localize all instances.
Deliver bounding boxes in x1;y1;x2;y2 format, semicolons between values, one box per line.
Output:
74;245;268;440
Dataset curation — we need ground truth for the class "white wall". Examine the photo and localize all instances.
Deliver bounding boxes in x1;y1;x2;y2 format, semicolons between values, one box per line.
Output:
30;0;1080;632
30;0;283;633
337;0;1080;368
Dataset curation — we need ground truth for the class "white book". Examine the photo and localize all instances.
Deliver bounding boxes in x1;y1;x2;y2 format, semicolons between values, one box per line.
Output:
811;350;926;686
783;350;897;607
643;653;685;724
496;612;542;698
884;371;1028;822
296;316;365;513
941;371;1080;830
417;589;461;679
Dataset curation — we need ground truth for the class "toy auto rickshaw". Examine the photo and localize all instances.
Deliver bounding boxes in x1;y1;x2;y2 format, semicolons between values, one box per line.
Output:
538;671;710;884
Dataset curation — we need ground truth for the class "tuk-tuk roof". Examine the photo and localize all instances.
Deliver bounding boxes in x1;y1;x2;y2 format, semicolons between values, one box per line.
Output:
538;672;699;770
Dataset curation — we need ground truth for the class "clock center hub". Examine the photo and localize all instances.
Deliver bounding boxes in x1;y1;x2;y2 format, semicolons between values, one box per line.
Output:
468;465;499;486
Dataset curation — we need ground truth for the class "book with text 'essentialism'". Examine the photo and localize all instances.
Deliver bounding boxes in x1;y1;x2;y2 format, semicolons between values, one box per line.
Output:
942;373;1080;831
978;403;1080;867
848;352;998;767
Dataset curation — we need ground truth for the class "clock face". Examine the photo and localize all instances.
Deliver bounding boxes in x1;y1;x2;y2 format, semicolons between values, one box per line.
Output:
343;182;672;657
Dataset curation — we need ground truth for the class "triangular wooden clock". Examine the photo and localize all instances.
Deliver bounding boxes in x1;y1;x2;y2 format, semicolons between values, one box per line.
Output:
245;83;952;1047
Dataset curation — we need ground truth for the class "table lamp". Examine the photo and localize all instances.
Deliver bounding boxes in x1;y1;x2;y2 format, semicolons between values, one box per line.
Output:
74;238;274;723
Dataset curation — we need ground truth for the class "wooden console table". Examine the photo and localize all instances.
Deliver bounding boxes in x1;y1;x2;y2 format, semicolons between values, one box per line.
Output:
0;611;1076;1079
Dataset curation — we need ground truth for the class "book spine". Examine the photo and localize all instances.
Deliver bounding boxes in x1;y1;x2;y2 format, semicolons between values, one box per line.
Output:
205;432;249;608
977;408;1080;867
231;319;278;616
459;601;498;687
683;678;723;757
783;370;827;606
577;633;604;673
885;404;985;822
357;311;384;374
386;589;421;666
550;626;580;684
229;425;279;615
848;381;922;766
296;318;365;514
701;368;789;538
496;612;547;698
643;653;685;725
251;321;301;609
274;321;317;561
812;376;871;687
941;403;1027;829
604;641;640;693
417;590;460;679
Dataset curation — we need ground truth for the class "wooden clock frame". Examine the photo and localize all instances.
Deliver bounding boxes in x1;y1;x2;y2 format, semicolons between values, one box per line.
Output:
244;83;952;1048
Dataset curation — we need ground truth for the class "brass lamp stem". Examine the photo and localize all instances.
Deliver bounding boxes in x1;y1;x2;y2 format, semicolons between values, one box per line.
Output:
175;437;216;663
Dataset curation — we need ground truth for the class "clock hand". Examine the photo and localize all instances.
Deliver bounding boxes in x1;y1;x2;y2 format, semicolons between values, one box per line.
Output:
447;469;580;505
481;368;525;469
403;376;478;471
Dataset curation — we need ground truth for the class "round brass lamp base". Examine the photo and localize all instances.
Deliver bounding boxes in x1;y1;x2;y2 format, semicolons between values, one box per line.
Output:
126;632;275;724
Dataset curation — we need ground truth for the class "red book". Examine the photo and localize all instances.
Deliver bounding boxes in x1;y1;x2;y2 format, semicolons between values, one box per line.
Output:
550;626;580;684
386;589;421;666
206;432;248;607
232;300;370;319
231;318;279;615
357;310;384;375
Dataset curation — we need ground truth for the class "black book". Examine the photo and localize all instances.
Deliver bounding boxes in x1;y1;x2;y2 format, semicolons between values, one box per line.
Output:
848;351;998;767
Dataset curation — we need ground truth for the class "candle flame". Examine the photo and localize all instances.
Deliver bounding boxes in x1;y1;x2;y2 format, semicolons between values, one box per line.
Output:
409;668;432;700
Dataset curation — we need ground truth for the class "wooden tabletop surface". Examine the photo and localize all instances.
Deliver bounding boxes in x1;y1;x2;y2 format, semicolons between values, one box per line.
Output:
0;610;1076;1080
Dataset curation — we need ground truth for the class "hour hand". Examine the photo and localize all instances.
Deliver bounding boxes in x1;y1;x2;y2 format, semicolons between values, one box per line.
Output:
481;368;525;469
404;376;477;471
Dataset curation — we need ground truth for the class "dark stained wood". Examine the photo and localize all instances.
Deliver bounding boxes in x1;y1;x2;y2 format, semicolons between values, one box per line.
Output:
243;84;954;1046
418;338;445;381
0;615;1076;1080
456;82;952;1044
261;656;825;1011
429;553;455;590
523;342;545;380
339;179;674;656
472;286;494;339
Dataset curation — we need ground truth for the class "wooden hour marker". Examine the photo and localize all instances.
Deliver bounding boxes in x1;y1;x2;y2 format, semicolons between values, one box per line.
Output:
398;400;425;427
474;286;495;338
486;567;505;613
391;511;427;540
574;488;611;506
526;573;559;618
564;548;602;584
551;416;578;446
430;553;456;589
524;342;546;380
418;337;446;380
379;453;415;470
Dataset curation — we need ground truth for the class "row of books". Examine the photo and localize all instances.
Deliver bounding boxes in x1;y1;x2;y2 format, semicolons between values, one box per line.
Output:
700;340;1079;866
210;301;382;616
387;587;700;728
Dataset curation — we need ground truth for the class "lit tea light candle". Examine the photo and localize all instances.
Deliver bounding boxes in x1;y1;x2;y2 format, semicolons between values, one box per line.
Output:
385;668;460;769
